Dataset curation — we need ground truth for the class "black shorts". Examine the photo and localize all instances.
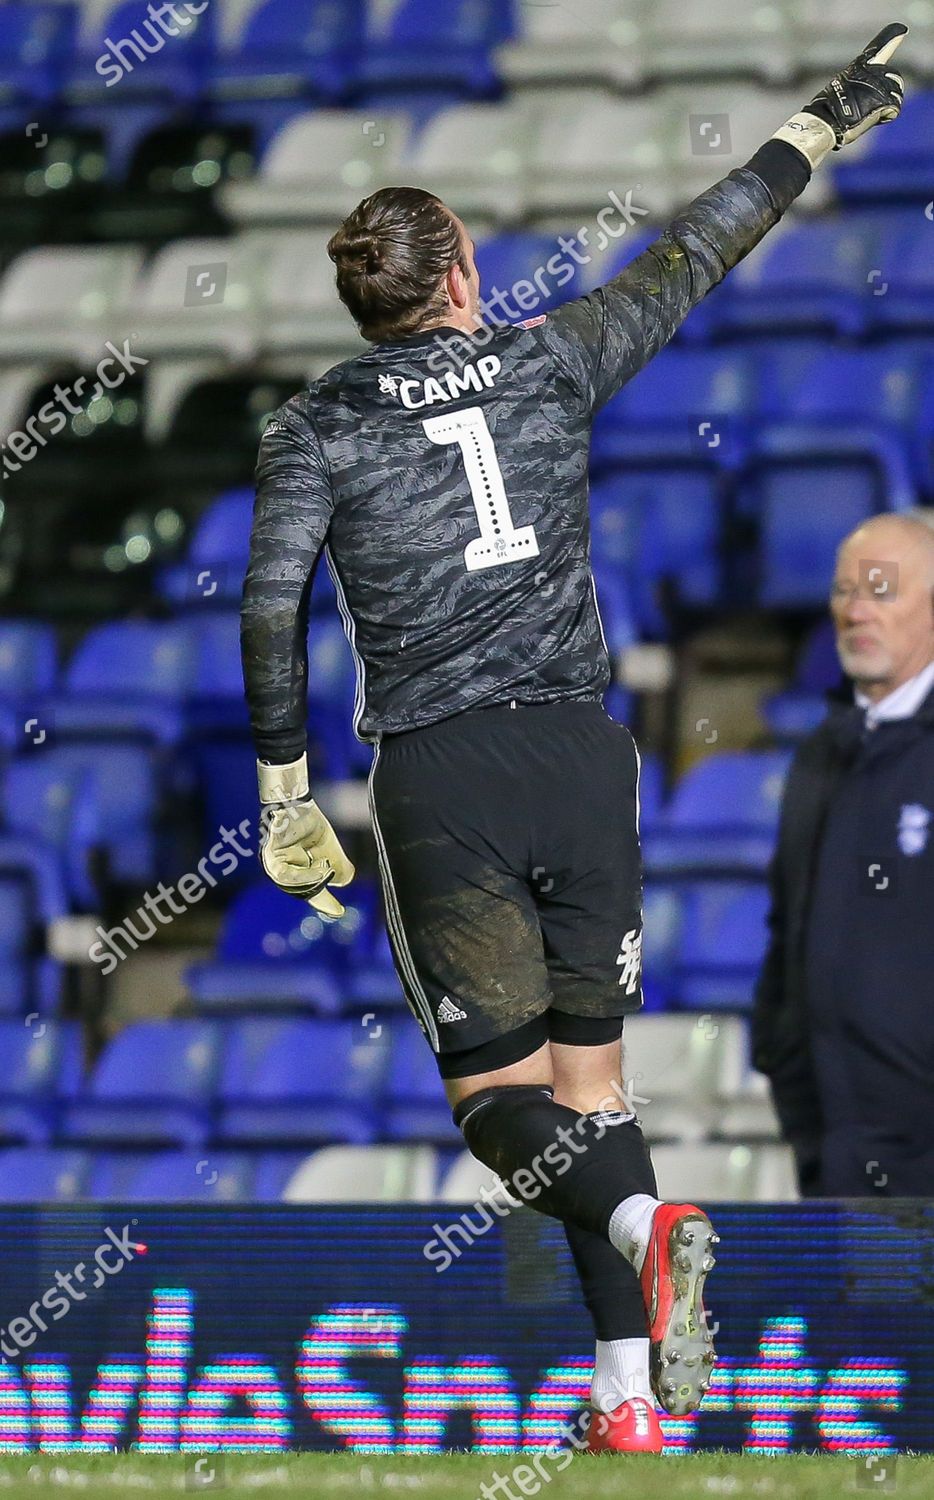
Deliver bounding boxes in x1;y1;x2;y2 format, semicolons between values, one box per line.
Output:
369;700;644;1079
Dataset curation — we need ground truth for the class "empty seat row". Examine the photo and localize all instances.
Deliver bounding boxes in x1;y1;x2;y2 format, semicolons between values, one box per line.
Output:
0;1;515;114
0;631;798;912
499;0;934;89
0;600;630;758
0;1144;435;1203
6;200;934;370
0;1013;774;1149
0;610;353;747
0;1137;797;1203
5;0;934;125
220;94;934;235
2;82;928;256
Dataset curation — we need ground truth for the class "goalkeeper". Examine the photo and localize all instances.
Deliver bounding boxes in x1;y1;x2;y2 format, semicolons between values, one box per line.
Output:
242;26;908;1452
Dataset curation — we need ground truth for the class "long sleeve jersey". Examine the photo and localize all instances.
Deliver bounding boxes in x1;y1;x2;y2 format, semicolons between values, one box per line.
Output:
242;139;810;763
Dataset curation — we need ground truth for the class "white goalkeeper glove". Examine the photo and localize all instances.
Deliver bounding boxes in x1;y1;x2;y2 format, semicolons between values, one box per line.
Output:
773;22;908;170
257;754;355;920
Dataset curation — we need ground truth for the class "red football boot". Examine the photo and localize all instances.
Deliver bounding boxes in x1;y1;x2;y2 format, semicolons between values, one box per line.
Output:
639;1202;718;1416
587;1396;663;1454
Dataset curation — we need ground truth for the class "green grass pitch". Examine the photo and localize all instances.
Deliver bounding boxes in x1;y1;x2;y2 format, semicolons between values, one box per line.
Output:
0;1452;929;1499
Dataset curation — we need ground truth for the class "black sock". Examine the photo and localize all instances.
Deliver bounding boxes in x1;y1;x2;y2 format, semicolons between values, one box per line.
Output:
564;1223;648;1340
453;1085;657;1240
562;1113;657;1340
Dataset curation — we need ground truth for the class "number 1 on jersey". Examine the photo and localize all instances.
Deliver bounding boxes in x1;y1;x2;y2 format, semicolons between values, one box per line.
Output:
423;405;539;573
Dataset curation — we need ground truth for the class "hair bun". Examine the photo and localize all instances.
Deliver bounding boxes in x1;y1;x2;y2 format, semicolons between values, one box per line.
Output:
338;234;382;277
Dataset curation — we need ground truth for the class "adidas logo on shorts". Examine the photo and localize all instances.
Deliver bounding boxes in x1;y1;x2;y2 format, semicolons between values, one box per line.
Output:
437;996;467;1023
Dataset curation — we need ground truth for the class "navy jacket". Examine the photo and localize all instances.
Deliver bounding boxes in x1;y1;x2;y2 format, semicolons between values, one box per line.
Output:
752;680;934;1195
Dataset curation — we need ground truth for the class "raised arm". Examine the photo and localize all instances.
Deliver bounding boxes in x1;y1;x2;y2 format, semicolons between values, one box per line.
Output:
550;23;907;411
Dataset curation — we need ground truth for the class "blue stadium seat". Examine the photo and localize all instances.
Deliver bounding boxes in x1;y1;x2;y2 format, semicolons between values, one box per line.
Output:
0;1148;89;1202
358;0;512;100
339;883;406;1012
0;881;38;1017
64;0;215;105
764;344;928;430
590;470;722;632
676;881;770;1011
603;683;634;734
0;621;57;704
716;213;912;338
89;1149;254;1202
164;488;339;617
636;751;665;833
643;751;791;875
591;562;638;655
0;837;69;933
49;620;193;746
347;926;406;1012
38;744;160;886
0;879;62;1018
183;598;343;850
764;340;934;494
160;485;340;617
182;609;255;845
56;99;171;182
795;618;842;692
307;615;366;778
762;618;841;743
475;233;584;316
761;340;934;492
208;0;363;106
833;92;934;204
870;217;934;334
760;690;828;743
744;425;914;608
185;736;258;869
186;885;345;1014
0;3;76;108
3;757;101;909
917;362;934;497
592;347;758;472
61;1020;220;1146
158;487;253;607
0;1020;80;1143
641;882;683;1011
217;1017;389;1145
253;1150;311;1201
187;611;246;726
382;1024;461;1143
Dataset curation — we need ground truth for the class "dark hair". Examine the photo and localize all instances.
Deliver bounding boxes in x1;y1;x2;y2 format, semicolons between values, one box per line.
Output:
327;186;469;343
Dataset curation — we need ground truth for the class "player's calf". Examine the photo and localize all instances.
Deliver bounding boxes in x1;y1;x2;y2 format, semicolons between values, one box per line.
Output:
454;1085;718;1415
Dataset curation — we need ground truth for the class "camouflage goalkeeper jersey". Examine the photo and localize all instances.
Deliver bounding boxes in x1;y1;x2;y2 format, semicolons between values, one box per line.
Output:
242;142;808;762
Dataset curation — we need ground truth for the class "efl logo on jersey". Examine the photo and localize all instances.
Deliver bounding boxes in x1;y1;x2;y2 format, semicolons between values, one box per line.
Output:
377;355;502;411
